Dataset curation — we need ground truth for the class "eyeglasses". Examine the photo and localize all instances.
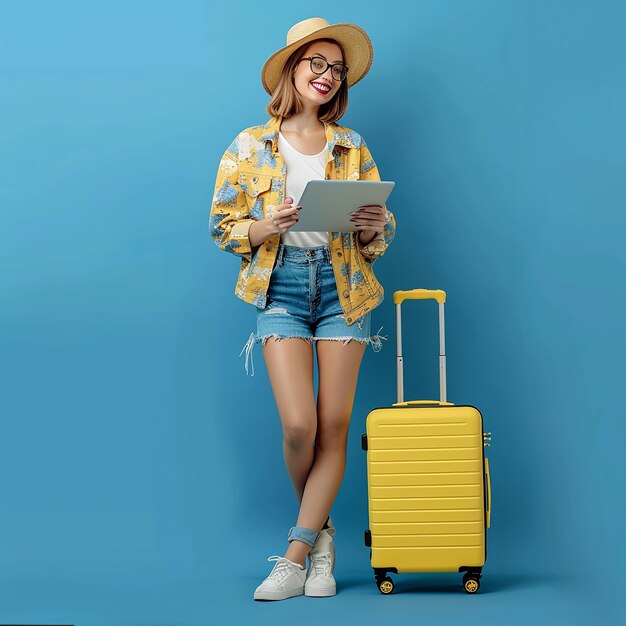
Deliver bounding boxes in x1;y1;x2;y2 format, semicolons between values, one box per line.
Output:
299;55;348;82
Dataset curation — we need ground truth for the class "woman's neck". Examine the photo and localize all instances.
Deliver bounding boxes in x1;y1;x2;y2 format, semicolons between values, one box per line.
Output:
280;109;324;135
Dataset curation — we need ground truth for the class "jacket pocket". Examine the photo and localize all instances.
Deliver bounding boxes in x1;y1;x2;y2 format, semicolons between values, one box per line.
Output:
238;172;272;204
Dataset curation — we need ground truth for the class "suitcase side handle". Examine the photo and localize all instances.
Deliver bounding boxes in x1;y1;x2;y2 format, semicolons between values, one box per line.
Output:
393;289;446;305
485;457;491;529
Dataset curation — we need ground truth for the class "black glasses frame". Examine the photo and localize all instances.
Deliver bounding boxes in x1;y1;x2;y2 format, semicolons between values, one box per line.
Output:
299;56;349;82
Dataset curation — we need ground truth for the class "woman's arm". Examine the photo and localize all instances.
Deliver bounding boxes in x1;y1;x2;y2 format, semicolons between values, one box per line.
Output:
209;141;257;261
354;138;396;261
248;219;278;248
209;137;283;259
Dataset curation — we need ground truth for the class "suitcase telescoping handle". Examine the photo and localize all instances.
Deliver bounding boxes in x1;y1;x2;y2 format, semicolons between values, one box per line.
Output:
392;289;447;405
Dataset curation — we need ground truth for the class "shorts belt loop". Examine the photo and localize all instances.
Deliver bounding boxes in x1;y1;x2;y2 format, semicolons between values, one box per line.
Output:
239;331;256;376
287;526;321;548
276;243;285;267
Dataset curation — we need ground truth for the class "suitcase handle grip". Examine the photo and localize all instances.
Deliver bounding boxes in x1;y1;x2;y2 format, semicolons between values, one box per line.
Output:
485;457;491;529
393;289;446;305
393;401;455;407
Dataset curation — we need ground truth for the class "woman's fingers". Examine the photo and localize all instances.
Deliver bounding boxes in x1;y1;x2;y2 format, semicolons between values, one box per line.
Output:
353;204;385;215
276;217;298;228
352;206;384;219
272;204;301;233
275;203;302;232
350;204;386;232
350;216;386;232
352;214;383;223
276;205;301;218
350;215;386;226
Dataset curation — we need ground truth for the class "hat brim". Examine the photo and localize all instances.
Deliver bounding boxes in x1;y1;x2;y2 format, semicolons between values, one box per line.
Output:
261;23;373;96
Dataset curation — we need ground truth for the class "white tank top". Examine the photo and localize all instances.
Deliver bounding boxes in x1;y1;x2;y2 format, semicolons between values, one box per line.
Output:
278;131;329;248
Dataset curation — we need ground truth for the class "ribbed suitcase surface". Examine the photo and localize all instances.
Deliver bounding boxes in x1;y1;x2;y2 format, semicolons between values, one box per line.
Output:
365;404;486;573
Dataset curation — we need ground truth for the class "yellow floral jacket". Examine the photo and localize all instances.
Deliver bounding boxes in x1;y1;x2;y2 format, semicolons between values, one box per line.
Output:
209;115;396;325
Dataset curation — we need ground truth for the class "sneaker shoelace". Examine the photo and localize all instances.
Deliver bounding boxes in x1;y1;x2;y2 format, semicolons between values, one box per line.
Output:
266;555;301;583
310;551;332;577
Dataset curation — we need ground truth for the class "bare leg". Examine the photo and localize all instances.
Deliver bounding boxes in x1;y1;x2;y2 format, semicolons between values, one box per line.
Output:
261;336;317;512
285;339;367;566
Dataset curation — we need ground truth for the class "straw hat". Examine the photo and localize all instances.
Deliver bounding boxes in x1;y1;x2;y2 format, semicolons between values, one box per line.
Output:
261;17;374;96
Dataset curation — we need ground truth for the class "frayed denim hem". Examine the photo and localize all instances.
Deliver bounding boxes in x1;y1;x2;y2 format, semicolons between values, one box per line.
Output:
239;332;314;376
312;326;388;353
238;326;388;377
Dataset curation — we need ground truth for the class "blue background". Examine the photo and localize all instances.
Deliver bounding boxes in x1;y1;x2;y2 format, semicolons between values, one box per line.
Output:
1;0;624;624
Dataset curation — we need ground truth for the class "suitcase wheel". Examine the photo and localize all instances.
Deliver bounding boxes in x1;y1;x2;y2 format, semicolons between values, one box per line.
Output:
376;576;394;594
462;573;480;594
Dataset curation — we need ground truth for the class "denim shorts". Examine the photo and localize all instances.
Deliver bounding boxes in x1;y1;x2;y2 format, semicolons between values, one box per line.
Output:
239;243;387;375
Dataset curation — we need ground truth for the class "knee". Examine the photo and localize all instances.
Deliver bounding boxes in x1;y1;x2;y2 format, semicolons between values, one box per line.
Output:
283;421;316;452
316;414;350;451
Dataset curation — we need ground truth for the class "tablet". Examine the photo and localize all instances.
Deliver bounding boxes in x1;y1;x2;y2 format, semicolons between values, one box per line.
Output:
289;180;395;232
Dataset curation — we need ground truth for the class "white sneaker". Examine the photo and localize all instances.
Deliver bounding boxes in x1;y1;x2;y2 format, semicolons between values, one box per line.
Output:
253;555;307;601
309;516;336;567
305;519;336;597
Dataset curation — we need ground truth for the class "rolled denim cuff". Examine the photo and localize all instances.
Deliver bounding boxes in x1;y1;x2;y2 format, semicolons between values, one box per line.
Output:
287;526;320;548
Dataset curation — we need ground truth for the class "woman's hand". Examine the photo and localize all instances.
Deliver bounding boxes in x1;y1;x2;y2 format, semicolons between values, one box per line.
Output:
269;197;302;234
249;197;301;248
350;204;386;245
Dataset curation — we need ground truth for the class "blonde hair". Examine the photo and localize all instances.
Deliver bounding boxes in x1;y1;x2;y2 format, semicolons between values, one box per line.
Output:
265;38;349;124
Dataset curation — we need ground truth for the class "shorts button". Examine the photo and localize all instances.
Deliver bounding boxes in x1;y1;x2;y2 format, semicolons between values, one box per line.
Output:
347;317;352;322
343;290;350;298
337;251;342;256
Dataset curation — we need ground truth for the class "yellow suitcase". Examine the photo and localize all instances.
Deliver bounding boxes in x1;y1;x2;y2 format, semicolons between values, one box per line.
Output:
362;289;492;594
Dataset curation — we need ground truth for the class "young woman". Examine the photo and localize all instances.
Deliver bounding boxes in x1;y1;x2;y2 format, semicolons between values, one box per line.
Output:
209;17;396;601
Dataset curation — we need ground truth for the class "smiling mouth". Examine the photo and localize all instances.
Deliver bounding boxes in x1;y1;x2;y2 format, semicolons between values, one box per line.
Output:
310;82;331;94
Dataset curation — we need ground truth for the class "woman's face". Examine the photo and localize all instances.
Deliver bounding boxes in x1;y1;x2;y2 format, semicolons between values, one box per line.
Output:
292;40;344;105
